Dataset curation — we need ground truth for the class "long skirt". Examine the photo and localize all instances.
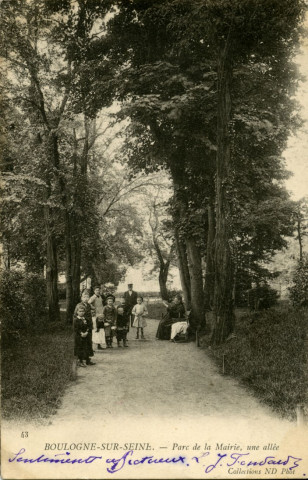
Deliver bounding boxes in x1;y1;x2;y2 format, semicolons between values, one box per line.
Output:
74;336;89;360
87;330;94;356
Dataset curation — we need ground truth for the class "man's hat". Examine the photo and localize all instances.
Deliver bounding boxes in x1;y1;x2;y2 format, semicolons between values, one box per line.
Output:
128;283;133;286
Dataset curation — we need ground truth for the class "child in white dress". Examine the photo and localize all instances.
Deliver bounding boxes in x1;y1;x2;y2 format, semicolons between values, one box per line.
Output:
92;314;107;350
132;296;148;339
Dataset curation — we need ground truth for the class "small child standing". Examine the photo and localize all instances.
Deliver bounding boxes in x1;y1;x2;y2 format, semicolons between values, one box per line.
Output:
119;296;130;333
102;295;117;348
132;296;148;339
74;305;95;367
92;314;107;350
74;290;94;358
116;305;129;347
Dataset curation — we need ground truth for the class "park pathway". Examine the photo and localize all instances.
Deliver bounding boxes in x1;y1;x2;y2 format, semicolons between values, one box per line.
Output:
52;317;290;424
4;317;303;480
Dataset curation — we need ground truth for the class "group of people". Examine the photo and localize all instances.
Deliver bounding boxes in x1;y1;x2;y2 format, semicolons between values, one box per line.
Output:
73;283;148;367
74;282;190;367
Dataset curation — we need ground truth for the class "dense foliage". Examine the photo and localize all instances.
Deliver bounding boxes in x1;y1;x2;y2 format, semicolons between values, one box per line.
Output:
104;0;304;340
0;0;305;343
0;270;47;345
289;254;308;306
209;307;308;419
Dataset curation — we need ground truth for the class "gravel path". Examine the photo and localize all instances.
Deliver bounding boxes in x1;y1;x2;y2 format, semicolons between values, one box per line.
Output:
53;318;289;424
4;317;304;480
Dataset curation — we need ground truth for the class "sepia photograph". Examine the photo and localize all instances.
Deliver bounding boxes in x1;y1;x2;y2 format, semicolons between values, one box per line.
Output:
1;0;308;478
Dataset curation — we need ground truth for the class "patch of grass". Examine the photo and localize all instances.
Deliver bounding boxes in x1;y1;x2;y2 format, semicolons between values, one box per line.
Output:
146;302;166;320
1;315;74;421
208;307;308;420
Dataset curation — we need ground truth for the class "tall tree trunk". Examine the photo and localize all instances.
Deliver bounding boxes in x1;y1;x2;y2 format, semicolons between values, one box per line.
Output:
175;230;191;309
153;237;170;301
65;115;90;319
6;239;11;270
158;260;170;301
297;218;303;261
51;124;83;323
171;165;204;330
204;202;215;310
65;214;83;322
65;212;74;322
212;41;235;345
186;237;204;331
43;132;61;322
48;131;75;322
170;162;193;311
44;206;60;322
72;221;82;310
65;212;82;322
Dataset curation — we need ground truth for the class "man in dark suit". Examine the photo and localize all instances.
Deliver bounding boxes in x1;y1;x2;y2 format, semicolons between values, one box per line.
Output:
124;283;138;326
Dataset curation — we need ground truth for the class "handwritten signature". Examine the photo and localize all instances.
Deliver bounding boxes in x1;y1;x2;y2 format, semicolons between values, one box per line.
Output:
106;450;302;474
8;448;303;474
9;448;102;465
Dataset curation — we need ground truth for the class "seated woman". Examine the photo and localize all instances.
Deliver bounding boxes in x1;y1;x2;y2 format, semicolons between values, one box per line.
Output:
156;294;186;340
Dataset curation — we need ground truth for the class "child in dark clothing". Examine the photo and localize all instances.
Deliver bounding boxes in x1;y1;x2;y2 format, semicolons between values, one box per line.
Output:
116;305;129;347
119;296;130;333
102;295;117;348
74;305;95;367
73;290;94;357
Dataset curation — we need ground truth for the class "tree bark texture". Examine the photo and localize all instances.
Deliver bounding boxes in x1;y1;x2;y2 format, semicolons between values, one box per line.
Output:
5;239;11;270
48;130;79;323
158;260;170;301
186;237;204;330
64;127;84;322
204;202;215;310
43;132;61;322
175;229;191;309
153;237;171;301
297;219;303;261
212;42;235;345
170;163;194;306
44;206;60;322
65;212;82;322
170;164;205;329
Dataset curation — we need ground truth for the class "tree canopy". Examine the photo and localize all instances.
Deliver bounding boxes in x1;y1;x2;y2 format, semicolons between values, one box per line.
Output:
1;0;305;343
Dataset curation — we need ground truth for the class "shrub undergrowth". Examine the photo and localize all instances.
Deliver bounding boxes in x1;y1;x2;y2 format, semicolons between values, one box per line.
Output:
289;254;308;306
0;270;47;346
1;315;74;420
209;307;308;420
146;302;166;320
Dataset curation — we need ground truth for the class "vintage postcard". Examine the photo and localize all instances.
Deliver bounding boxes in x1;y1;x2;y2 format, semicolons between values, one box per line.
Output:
1;0;308;479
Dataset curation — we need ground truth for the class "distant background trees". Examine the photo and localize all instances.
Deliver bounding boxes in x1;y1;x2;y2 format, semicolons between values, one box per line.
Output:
0;0;306;344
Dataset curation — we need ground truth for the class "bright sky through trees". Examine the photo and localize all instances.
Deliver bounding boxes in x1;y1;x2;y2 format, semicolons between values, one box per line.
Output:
285;14;308;200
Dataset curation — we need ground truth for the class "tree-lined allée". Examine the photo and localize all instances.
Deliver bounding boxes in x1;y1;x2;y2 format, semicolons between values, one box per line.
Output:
0;0;306;344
